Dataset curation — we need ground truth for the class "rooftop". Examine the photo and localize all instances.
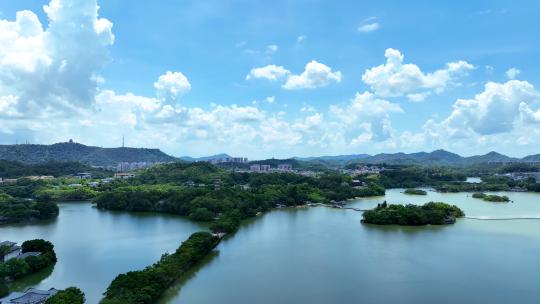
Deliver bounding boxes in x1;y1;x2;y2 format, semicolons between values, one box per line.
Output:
8;288;59;304
16;252;42;260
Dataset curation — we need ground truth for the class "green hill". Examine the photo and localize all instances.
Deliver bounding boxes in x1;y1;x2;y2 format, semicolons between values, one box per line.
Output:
0;142;178;166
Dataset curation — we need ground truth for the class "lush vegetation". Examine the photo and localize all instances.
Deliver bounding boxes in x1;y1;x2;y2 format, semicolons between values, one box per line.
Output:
436;182;511;192
472;193;510;202
0;160;111;179
96;163;385;233
362;202;465;226
472;192;486;199
0;280;8;297
0;142;177;166
0;192;59;224
101;232;219;304
0;239;57;281
34;187;97;201
45;287;85;304
404;188;427;195
369;166;467;188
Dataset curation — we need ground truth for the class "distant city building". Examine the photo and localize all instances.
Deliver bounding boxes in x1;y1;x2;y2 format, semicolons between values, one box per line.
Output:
277;164;293;171
209;157;248;165
116;161;163;172
260;165;271;172
250;164;261;172
89;181;100;187
101;178;114;183
75;173;92;179
114;172;136;179
24;176;55;181
213;177;222;191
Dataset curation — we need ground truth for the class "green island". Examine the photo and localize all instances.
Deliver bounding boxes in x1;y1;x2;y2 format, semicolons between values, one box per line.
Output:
45;287;86;304
362;202;465;225
101;232;219;304
472;193;510;202
404;188;427;195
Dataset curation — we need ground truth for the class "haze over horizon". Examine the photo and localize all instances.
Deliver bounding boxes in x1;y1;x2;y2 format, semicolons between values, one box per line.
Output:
1;0;539;159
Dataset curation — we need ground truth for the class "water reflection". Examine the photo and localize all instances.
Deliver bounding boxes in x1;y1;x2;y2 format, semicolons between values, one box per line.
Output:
158;250;220;303
7;266;54;292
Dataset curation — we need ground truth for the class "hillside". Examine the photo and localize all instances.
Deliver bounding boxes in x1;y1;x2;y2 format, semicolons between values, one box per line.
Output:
304;150;539;166
0;142;178;166
0;160;111;178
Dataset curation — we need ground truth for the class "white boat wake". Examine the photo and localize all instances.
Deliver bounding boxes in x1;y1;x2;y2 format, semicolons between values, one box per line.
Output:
465;216;540;220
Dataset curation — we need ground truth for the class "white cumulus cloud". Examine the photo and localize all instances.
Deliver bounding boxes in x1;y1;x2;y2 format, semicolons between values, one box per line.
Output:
283;60;342;90
0;0;114;118
362;48;474;98
246;65;290;81
330;91;403;141
427;80;540;139
154;71;191;104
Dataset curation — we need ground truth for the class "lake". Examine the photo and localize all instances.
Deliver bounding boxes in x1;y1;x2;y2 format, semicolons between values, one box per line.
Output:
2;189;540;303
0;202;206;304
162;189;540;304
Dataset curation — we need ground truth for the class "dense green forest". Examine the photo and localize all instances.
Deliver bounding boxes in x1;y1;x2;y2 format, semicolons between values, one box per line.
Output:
0;239;57;281
96;163;385;233
0;192;59;224
374;166;467;188
101;232;219;304
0;160;111;179
362;202;465;225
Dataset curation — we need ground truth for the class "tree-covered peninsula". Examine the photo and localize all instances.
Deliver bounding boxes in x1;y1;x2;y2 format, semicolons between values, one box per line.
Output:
101;232;219;304
362;202;465;226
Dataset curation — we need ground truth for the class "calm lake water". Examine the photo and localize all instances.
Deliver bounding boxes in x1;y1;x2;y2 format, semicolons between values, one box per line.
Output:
162;189;540;304
0;202;206;303
2;189;540;303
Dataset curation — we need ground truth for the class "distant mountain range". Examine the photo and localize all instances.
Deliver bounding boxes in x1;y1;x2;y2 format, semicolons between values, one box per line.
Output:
1;142;539;168
297;149;538;166
295;154;370;162
179;153;232;162
0;142;178;166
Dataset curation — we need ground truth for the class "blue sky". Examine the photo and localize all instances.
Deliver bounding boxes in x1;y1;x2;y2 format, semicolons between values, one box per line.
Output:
0;0;539;158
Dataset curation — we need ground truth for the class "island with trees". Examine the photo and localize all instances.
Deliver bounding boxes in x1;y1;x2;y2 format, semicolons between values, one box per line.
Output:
404;188;427;195
362;201;465;225
472;193;510;202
